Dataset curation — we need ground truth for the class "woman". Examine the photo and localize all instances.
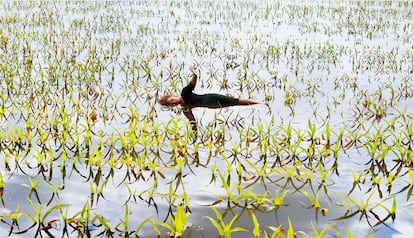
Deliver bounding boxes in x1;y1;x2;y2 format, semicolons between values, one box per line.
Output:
158;67;267;130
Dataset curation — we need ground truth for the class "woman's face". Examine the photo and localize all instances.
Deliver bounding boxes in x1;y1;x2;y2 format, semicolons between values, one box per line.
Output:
166;96;180;106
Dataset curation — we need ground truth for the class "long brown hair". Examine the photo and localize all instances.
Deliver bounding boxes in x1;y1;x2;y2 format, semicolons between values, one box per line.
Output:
157;94;172;106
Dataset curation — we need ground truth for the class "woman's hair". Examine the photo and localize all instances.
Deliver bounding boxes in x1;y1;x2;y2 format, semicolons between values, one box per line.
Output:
157;94;172;106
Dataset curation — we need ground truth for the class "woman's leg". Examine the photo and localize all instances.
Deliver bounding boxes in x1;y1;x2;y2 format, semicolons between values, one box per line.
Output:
237;98;265;105
203;94;267;108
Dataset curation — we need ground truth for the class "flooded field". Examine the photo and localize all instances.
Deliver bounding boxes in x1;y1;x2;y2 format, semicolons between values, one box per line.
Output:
0;1;413;237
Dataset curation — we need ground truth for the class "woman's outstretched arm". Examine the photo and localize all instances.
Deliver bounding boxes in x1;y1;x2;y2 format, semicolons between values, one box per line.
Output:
189;67;199;86
183;107;197;132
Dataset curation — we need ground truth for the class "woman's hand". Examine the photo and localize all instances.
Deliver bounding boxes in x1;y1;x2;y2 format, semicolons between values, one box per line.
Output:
189;67;199;86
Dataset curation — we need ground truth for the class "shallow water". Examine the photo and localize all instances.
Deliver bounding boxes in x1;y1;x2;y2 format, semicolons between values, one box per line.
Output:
0;1;413;237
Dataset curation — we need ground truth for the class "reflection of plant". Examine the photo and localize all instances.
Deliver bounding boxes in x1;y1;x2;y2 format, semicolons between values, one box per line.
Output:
45;182;64;206
244;158;273;188
25;198;68;237
336;191;396;227
92;214;114;237
1;205;26;235
377;197;397;224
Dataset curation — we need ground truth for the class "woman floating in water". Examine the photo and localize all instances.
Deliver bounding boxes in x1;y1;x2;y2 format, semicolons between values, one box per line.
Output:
158;67;267;130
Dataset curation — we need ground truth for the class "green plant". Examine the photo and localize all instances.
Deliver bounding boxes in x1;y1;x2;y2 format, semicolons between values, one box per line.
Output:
203;206;247;238
398;167;413;201
92;214;114;237
152;204;191;238
0;170;4;189
24;197;68;236
115;203;132;236
302;190;320;209
134;216;153;236
21;176;41;203
308;221;333;238
250;212;260;238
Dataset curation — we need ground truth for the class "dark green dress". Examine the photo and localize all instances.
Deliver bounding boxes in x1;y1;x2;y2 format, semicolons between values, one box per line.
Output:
181;83;239;108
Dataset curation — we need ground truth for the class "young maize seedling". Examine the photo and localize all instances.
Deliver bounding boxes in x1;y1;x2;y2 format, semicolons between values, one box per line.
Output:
152;204;191;238
203;206;247;238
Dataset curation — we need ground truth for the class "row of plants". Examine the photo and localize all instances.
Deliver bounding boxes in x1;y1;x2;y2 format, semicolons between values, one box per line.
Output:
1;107;412;236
